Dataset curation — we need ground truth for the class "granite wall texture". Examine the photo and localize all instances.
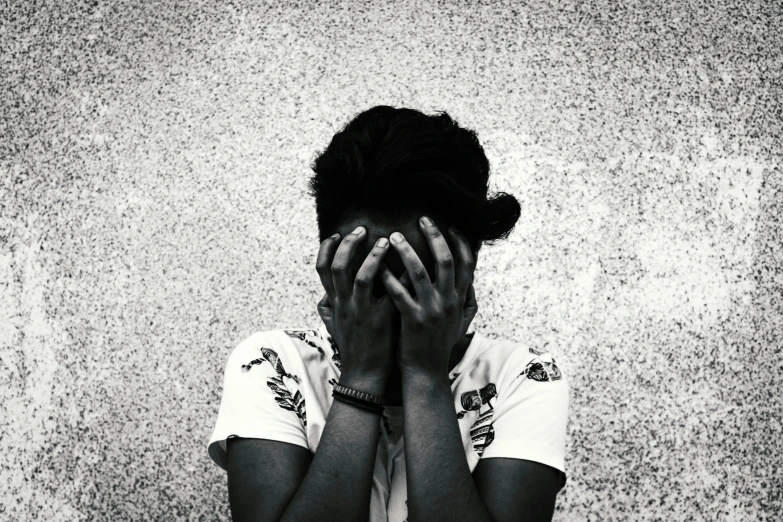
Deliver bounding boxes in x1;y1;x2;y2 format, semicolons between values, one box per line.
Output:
1;0;781;520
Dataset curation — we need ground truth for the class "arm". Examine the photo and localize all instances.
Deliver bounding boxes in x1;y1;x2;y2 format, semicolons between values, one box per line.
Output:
401;369;493;522
401;369;563;522
279;371;386;522
383;218;567;522
472;457;561;522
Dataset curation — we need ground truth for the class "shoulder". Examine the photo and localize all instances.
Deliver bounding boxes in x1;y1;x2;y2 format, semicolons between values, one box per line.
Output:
220;329;316;390
227;329;282;358
472;332;567;385
224;329;298;371
225;326;332;371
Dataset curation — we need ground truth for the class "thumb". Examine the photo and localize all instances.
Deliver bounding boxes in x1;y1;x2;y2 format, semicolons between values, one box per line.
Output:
461;283;478;336
316;292;332;313
317;293;334;331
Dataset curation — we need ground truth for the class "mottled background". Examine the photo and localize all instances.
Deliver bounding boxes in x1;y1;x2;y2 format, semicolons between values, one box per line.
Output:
1;0;781;520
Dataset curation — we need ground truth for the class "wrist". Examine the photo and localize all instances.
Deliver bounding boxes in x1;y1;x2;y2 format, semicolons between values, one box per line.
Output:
399;361;445;376
338;371;389;398
400;366;450;386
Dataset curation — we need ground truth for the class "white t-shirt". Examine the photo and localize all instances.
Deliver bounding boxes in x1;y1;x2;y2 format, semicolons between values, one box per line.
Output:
208;324;569;522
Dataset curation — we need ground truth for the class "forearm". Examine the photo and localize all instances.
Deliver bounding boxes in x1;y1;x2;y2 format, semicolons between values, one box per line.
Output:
280;372;385;522
402;370;493;522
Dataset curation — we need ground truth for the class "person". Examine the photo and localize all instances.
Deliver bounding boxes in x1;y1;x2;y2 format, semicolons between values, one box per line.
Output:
207;106;569;522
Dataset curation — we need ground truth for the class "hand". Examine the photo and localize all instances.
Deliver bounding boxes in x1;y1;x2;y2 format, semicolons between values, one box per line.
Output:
315;227;413;380
379;218;478;377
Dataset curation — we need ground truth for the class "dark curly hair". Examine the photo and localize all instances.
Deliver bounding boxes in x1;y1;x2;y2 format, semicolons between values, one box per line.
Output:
307;105;521;258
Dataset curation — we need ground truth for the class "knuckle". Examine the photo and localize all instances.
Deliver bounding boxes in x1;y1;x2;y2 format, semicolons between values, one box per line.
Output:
354;274;372;288
411;315;427;329
413;266;429;281
330;262;346;275
440;255;455;269
391;286;407;299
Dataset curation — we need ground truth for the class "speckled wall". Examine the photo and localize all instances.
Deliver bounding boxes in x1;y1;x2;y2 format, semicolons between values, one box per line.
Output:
1;0;781;520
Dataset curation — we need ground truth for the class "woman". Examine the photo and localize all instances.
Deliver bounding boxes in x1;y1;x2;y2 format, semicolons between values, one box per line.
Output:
207;106;569;522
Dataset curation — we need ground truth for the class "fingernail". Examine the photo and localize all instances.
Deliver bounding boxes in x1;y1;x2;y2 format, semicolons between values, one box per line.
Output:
352;226;364;235
330;233;340;240
390;232;404;243
376;237;388;247
420;216;433;226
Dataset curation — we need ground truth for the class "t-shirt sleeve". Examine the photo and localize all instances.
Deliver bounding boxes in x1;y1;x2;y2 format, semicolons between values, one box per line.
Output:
207;332;310;472
479;349;569;491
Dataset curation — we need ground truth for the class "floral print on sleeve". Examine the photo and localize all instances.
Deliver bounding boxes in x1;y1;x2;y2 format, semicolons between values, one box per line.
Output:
241;347;307;428
267;375;307;428
326;335;342;371
284;330;326;358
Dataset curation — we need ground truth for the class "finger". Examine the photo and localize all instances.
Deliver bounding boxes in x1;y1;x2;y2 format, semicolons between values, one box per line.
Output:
376;282;398;315
418;216;456;294
316;292;332;314
315;233;343;301
317;291;330;307
380;264;418;315
378;263;415;298
398;269;414;296
461;283;479;336
353;237;392;303
330;226;367;300
388;231;434;305
317;292;334;330
447;226;476;297
464;282;478;316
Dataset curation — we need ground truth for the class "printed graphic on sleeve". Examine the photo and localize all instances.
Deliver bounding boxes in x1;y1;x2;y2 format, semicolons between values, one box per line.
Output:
241;347;307;427
456;383;497;455
241;347;302;384
325;335;342;371
517;358;562;382
284;330;327;358
267;375;307;428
